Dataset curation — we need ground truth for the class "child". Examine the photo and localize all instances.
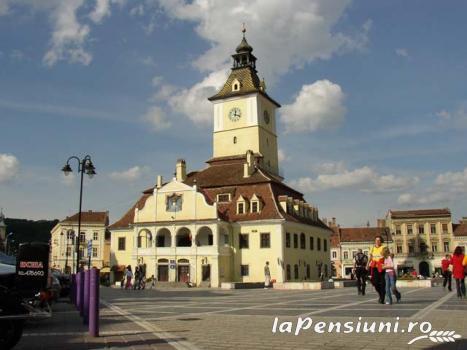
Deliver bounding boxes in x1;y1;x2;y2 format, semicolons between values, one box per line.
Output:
382;247;396;305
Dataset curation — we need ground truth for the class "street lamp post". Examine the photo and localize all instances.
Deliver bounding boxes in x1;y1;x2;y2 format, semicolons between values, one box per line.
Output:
61;155;96;274
6;232;14;255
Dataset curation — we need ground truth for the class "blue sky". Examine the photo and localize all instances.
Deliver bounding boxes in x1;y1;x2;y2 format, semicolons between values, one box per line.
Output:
0;0;466;227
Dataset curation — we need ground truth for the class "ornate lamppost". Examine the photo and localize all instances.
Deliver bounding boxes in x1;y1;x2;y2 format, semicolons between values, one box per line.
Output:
61;155;96;273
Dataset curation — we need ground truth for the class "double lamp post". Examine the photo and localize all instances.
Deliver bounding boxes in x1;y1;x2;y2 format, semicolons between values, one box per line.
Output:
61;155;96;274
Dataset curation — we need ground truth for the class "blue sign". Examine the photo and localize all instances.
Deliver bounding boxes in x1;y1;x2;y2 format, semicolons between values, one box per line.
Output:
87;240;92;256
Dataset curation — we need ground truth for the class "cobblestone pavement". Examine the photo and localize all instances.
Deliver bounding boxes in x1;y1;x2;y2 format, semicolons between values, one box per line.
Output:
16;286;467;349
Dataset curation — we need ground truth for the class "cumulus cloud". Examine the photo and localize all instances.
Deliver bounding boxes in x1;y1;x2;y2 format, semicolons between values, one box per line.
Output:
398;167;467;206
150;0;369;124
278;149;289;163
141;106;171;131
109;166;147;181
1;0;122;66
281;80;346;133
0;153;19;183
158;0;369;82
290;164;418;193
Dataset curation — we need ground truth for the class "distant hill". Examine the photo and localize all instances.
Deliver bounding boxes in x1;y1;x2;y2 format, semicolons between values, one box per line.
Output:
4;218;59;254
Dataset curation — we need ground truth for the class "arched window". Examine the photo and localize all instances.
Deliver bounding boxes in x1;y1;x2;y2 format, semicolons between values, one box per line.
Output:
137;229;152;248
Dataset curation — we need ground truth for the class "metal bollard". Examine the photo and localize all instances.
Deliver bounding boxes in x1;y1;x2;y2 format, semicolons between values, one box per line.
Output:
79;271;85;317
89;268;100;337
83;270;90;325
71;274;76;305
76;272;82;311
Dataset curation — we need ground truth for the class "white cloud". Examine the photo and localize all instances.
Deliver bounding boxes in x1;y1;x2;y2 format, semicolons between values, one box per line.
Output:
151;75;163;87
89;0;111;24
280;80;346;133
0;153;19;183
141;106;171;131
43;0;92;66
398;167;467;206
291;164;418;193
166;69;228;124
313;161;346;175
436;108;467;128
110;166;147;181
278;149;288;162
1;0;121;66
395;48;409;58
152;0;369;125
158;0;369;82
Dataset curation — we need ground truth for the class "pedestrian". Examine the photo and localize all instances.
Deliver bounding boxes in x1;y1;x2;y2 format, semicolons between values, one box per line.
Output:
390;253;401;302
133;266;140;290
353;249;368;296
125;265;133;290
450;246;466;299
264;261;271;289
382;247;398;305
148;275;156;289
441;254;452;291
368;235;386;304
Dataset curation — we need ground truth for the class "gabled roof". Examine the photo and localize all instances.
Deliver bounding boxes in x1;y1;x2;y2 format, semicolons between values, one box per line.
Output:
389;208;451;219
453;223;467;237
338;227;392;243
61;211;109;226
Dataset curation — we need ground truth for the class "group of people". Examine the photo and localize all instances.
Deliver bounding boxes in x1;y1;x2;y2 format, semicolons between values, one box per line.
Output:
353;236;401;304
122;265;156;290
354;235;467;303
441;247;467;299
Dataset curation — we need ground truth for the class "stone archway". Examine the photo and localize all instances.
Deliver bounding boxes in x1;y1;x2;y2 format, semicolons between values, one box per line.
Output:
156;228;171;247
176;227;191;247
196;226;213;246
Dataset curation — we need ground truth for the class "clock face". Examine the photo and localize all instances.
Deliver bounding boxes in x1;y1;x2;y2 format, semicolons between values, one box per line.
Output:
263;110;270;124
228;107;241;122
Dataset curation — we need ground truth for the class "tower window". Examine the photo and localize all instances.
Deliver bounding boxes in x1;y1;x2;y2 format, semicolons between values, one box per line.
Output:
233;136;237;144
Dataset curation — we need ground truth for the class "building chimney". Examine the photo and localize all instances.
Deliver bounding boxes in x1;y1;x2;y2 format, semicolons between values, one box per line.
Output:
156;175;162;189
176;159;186;182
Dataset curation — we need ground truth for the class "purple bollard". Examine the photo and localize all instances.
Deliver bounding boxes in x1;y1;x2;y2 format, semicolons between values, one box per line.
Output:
76;272;82;311
89;268;100;337
79;271;85;317
83;270;90;325
71;274;76;305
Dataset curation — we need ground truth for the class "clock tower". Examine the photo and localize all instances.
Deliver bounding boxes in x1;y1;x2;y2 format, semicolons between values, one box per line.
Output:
208;28;281;176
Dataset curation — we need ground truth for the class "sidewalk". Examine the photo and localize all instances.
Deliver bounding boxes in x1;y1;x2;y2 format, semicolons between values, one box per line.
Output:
15;299;175;350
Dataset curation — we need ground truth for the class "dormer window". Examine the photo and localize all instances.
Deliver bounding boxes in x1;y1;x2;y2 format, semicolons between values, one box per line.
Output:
217;193;231;203
237;195;248;214
231;79;241;92
250;194;262;213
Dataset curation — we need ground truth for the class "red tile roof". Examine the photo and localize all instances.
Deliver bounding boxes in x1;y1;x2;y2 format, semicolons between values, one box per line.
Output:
453;223;467;237
62;211;109;225
337;227;391;243
109;157;330;231
389;208;451;219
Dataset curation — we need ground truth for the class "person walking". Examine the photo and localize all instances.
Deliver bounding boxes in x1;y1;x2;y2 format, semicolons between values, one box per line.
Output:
382;247;396;305
133;266;140;290
367;235;386;304
353;249;368;295
450;246;466;299
148;275;156;289
441;254;452;291
390;253;401;303
125;265;133;290
264;261;271;289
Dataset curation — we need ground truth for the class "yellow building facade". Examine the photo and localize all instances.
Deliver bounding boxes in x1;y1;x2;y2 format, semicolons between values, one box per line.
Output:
109;32;332;287
50;211;110;273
